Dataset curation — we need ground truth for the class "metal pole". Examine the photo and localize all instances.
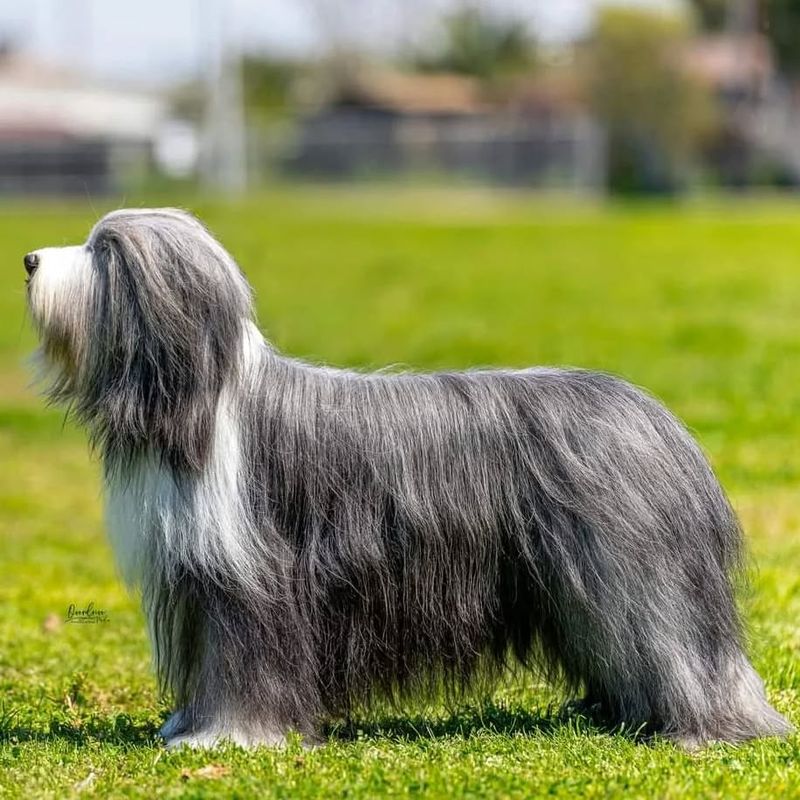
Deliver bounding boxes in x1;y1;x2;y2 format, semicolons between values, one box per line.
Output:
200;0;246;195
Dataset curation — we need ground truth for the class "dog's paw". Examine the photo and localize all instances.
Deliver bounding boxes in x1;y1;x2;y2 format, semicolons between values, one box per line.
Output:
165;729;229;750
672;734;705;752
164;726;289;750
159;709;187;740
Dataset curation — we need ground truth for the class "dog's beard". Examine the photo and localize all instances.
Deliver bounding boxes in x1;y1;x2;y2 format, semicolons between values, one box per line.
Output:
27;245;94;387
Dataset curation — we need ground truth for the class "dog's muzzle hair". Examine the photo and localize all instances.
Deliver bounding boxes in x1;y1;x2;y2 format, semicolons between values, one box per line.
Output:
26;208;792;749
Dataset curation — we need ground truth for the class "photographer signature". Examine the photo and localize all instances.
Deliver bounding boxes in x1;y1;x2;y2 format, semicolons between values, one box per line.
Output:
65;602;109;624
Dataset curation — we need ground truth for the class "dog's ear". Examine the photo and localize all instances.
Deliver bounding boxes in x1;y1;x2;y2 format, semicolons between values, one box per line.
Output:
76;216;251;472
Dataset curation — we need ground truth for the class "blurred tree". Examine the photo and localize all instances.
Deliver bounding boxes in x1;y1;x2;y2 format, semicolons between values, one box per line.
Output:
586;7;716;194
690;0;729;29
690;0;800;77
170;57;300;125
762;0;800;76
242;56;299;122
413;5;536;79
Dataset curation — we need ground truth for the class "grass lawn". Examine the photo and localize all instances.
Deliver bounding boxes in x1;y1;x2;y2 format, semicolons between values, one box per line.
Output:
1;187;799;798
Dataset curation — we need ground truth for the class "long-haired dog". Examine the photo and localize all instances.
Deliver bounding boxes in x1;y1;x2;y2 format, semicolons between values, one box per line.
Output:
25;208;791;749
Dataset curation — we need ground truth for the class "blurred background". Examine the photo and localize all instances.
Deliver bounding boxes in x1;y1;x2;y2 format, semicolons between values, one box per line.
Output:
0;0;795;197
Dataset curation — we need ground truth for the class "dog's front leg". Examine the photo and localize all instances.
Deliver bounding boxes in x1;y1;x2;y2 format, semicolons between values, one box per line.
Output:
154;588;316;750
158;637;294;749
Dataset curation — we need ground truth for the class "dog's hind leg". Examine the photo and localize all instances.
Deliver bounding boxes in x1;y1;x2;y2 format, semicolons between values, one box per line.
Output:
546;544;792;748
519;374;793;747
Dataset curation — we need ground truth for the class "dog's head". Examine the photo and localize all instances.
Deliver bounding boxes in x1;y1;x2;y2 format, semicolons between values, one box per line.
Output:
25;208;254;468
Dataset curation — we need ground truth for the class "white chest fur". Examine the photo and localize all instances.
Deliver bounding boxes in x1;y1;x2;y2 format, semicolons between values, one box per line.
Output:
104;384;253;589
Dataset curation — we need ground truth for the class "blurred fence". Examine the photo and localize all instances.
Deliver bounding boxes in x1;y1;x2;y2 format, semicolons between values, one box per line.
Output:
0;139;111;194
281;111;607;190
0;137;155;195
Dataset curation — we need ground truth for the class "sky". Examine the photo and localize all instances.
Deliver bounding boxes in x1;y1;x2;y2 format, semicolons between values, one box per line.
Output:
0;0;681;86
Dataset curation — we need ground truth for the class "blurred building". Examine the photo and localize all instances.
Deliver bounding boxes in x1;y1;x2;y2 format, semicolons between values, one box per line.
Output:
684;34;800;186
0;50;168;193
285;69;606;190
685;33;774;102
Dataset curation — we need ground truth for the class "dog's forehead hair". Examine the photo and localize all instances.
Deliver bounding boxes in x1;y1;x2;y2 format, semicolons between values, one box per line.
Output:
97;207;199;226
83;208;252;301
87;207;205;245
85;208;242;282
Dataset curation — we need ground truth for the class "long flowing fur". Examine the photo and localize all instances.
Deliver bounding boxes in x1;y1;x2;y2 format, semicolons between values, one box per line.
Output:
26;208;791;748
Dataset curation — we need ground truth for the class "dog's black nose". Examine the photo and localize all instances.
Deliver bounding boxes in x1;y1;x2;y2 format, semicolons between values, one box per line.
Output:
24;253;39;276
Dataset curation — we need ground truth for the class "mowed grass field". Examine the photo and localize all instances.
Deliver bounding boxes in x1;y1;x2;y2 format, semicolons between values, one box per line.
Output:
1;187;800;798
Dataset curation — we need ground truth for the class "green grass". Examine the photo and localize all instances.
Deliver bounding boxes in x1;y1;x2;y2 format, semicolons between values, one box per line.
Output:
1;187;800;798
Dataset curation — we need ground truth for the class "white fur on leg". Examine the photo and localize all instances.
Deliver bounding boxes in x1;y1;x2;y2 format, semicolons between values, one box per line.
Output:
159;707;291;749
163;723;288;750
